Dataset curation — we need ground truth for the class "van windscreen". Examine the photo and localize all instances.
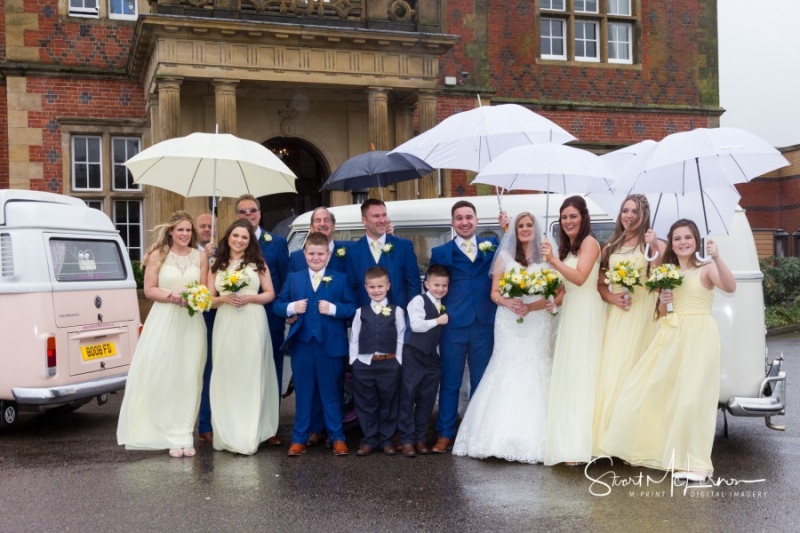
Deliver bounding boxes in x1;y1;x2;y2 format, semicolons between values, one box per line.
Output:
49;239;127;282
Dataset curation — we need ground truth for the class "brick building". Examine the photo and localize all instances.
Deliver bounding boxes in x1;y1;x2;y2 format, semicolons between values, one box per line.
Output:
1;0;725;258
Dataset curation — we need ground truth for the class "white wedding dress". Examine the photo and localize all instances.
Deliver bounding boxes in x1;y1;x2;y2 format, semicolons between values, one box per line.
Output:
452;257;555;464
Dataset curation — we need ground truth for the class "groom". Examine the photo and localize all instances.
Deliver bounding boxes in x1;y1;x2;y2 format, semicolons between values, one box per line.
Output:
429;200;498;453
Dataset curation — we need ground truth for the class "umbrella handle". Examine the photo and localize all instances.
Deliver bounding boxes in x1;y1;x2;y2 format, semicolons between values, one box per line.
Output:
644;243;660;261
695;237;711;262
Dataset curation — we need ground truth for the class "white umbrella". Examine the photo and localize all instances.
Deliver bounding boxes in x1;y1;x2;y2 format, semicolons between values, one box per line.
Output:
389;103;576;173
608;127;789;260
472;143;619;235
124;131;297;237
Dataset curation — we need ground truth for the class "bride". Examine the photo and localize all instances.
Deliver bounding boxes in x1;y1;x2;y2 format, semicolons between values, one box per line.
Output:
452;212;559;464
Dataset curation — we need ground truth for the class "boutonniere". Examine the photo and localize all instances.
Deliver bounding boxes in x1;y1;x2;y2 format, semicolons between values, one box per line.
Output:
478;241;496;256
322;275;333;287
381;243;394;254
375;304;392;318
263;232;272;243
335;247;346;258
438;304;446;315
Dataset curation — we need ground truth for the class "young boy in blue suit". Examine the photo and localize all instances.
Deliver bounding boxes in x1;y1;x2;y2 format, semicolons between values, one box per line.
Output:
348;266;406;456
273;232;356;457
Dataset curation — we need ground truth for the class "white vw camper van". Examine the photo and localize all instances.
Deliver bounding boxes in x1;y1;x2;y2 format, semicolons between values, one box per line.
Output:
287;194;786;430
0;190;140;428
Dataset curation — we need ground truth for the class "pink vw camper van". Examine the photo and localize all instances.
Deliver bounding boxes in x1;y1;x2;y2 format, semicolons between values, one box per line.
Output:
0;190;140;428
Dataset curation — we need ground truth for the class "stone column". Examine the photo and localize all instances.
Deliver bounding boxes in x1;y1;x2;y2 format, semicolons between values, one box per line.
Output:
213;79;240;235
151;78;185;227
394;103;417;201
367;87;391;200
417;90;439;199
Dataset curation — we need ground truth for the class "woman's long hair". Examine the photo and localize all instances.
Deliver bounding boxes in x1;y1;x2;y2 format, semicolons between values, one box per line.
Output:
143;211;197;268
660;219;702;269
600;194;652;273
211;219;266;274
557;196;593;261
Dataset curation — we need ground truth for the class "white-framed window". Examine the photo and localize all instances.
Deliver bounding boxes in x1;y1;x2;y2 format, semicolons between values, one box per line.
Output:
112;137;142;191
84;199;105;211
68;129;145;262
607;0;631;16
113;200;143;262
575;0;599;14
608;22;633;64
72;136;103;191
540;18;567;60
575;20;600;62
539;1;637;64
69;0;99;17
109;0;138;20
541;0;566;11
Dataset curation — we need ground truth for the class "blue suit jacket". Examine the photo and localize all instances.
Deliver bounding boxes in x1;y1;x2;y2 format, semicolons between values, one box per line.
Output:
258;229;289;314
273;269;356;357
289;239;351;274
345;234;421;309
430;236;498;329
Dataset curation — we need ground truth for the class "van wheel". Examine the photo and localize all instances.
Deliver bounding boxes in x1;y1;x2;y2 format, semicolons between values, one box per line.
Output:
0;401;18;428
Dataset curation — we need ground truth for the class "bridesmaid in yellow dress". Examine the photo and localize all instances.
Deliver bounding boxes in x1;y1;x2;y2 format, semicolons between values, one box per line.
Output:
541;196;606;466
599;219;736;481
592;194;665;452
117;211;209;458
208;220;279;455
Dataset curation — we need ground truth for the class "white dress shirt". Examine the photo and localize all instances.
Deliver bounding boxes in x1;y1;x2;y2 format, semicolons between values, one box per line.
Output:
454;235;477;259
406;291;441;334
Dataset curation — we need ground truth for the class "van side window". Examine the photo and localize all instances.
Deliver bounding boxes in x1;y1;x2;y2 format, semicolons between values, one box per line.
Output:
391;226;453;275
49;239;127;282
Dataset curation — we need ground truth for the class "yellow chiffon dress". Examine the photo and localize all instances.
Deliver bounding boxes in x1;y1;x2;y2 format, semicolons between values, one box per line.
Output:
544;250;606;465
210;262;279;455
117;249;207;450
599;267;720;476
592;246;658;453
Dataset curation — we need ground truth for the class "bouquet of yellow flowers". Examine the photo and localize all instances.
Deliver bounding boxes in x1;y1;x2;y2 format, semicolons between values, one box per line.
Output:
605;259;643;292
645;263;683;313
529;267;562;316
181;282;212;317
498;266;535;323
220;268;251;311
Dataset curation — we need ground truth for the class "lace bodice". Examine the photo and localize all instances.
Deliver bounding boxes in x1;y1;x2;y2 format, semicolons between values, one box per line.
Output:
158;249;202;291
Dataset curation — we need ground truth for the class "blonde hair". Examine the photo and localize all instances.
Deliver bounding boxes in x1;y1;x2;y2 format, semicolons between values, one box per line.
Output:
143;211;198;268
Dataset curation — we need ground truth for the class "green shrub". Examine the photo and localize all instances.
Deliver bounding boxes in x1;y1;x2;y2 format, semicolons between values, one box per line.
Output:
131;260;144;289
760;256;800;306
765;302;800;329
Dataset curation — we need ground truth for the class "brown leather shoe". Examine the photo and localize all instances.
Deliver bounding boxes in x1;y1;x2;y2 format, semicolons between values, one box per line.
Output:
306;432;324;447
401;443;417;458
383;444;397;456
265;435;283;446
198;432;213;444
287;443;306;457
415;441;430;455
332;440;349;456
356;444;374;457
431;437;452;454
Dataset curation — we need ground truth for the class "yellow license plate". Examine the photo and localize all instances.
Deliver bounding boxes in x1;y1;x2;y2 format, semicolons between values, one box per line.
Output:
81;342;117;361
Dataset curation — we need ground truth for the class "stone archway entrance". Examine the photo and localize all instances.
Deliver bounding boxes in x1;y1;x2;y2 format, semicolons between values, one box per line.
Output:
260;137;329;231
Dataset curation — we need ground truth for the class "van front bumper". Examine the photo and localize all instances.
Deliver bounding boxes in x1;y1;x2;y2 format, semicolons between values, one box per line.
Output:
12;374;127;406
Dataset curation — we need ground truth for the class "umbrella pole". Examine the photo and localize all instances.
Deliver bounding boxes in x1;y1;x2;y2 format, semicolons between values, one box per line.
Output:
644;194;663;261
695;157;711;262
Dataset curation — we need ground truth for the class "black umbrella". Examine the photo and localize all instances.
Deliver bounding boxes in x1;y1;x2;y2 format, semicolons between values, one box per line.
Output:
321;150;434;198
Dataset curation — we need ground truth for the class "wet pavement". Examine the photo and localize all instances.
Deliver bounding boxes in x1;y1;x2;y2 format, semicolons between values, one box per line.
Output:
1;333;797;532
